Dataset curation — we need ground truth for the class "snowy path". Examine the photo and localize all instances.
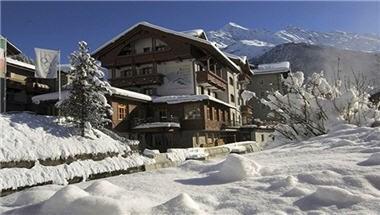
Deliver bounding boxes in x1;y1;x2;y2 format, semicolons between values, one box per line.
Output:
1;125;380;214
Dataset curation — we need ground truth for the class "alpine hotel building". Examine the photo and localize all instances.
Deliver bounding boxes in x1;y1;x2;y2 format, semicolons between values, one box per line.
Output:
91;22;253;152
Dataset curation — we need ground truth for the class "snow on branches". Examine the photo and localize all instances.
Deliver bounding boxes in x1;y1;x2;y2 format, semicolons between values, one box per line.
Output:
261;71;380;140
57;41;112;137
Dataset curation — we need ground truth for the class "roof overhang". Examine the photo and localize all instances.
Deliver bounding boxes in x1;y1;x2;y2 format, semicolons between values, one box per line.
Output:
92;22;241;73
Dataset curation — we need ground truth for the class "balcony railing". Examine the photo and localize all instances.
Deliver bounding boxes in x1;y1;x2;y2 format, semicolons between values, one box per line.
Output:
110;73;164;88
221;120;240;129
196;70;227;91
131;116;180;128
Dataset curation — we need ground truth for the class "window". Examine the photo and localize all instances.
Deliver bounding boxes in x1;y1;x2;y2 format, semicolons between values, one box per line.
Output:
260;80;264;85
143;47;151;53
140;67;152;75
216;108;220;121
222;110;226;122
207;106;213;120
184;104;201;119
230;94;235;103
208;89;211;95
118;105;127;120
155;45;167;51
143;88;154;95
155;39;168;51
118;44;133;56
200;86;204;94
121;69;133;77
159;109;167;120
261;134;265;142
229;77;234;86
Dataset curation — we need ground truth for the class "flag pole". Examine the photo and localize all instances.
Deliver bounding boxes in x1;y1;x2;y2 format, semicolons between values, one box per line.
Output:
58;50;61;123
3;37;7;113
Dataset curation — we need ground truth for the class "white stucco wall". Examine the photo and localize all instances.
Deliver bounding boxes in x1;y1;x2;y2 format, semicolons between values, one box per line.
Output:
156;59;195;96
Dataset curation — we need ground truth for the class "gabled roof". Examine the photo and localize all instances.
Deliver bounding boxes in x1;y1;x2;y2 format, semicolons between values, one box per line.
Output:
92;22;241;73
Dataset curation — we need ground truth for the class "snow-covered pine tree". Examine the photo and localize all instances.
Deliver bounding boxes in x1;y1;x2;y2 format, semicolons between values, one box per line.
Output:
58;41;112;137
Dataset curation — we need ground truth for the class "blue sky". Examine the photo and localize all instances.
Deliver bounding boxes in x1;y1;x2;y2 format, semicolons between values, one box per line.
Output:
1;1;380;63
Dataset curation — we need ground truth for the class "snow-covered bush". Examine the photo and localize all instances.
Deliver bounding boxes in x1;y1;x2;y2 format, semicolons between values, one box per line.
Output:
261;71;380;140
58;41;112;137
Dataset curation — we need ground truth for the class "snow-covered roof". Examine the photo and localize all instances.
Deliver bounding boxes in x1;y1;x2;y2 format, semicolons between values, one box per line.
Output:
182;29;208;40
92;21;241;73
223;52;247;63
32;90;70;104
6;57;35;70
32;87;152;104
133;122;180;129
110;87;152;102
252;61;291;75
152;94;236;109
258;61;290;70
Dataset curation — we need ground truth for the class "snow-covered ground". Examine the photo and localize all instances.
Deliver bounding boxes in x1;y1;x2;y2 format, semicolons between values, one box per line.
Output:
2;124;380;214
0;113;132;162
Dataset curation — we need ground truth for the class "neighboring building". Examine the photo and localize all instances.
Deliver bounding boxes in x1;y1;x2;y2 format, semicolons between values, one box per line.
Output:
247;61;290;124
1;38;60;112
91;22;253;151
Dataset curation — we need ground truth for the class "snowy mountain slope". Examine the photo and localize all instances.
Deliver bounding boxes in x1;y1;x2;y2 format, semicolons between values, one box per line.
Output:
2;124;380;214
207;22;380;58
252;43;380;91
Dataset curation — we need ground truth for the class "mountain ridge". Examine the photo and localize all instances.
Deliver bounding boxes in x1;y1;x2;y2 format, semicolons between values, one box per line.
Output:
206;22;380;59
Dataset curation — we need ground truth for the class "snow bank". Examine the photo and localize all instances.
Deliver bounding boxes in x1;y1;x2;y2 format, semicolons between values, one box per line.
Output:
0;113;132;162
40;185;90;214
85;180;125;197
6;183;127;215
143;149;160;158
295;186;364;210
358;153;380;166
210;154;260;183
8;189;57;207
267;176;298;191
0;154;153;190
152;193;202;214
166;148;209;162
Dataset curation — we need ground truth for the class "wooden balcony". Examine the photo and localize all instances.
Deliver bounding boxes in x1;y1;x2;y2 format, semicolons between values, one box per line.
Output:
196;70;227;91
110;73;164;88
241;105;253;115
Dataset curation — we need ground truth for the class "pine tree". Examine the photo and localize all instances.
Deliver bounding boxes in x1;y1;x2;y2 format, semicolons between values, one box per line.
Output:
58;41;112;137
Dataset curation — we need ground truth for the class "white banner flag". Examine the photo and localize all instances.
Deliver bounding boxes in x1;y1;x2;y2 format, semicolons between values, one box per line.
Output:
35;48;59;78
